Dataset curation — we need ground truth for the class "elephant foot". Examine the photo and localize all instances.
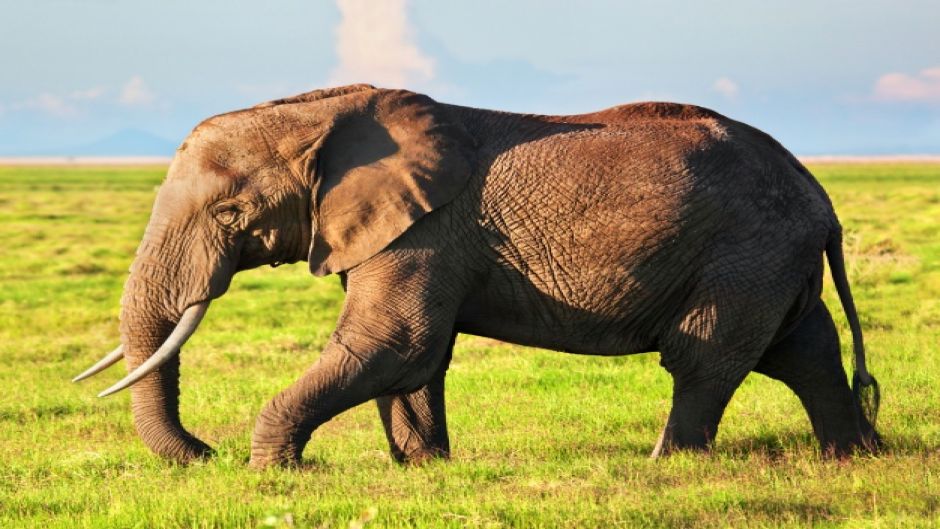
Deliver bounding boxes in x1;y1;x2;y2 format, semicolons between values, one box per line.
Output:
250;416;308;469
248;443;304;469
392;447;450;465
250;393;320;469
650;381;733;459
866;430;884;453
650;430;711;458
248;457;301;470
819;428;883;459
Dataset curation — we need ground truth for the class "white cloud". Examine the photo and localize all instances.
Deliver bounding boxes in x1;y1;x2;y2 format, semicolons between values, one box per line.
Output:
69;86;106;100
873;67;940;103
5;81;153;119
14;93;79;118
8;85;108;118
119;76;155;106
712;77;739;100
329;0;434;88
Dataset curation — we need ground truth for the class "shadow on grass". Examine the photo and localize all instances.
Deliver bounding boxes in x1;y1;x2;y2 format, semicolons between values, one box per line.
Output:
717;431;817;461
718;430;940;459
627;498;836;528
873;432;940;456
0;403;90;423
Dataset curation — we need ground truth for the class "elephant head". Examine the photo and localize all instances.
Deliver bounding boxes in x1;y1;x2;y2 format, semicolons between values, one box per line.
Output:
74;85;475;462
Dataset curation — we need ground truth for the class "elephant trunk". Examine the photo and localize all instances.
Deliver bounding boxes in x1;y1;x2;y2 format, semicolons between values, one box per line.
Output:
118;264;213;462
128;351;212;461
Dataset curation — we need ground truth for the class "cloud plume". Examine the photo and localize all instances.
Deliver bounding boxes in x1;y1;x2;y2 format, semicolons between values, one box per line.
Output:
69;87;106;101
14;93;79;118
873;67;940;103
119;76;155;107
712;77;739;100
329;0;434;88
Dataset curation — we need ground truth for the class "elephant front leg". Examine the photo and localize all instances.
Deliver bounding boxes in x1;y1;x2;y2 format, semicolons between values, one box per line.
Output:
376;374;450;464
376;332;455;464
250;274;460;468
249;335;455;468
249;346;383;468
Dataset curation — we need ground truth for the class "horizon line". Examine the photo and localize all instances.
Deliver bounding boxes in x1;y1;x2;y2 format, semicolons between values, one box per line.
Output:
1;154;940;167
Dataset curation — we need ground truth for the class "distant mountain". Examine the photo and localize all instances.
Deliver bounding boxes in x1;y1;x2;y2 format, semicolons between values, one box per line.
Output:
35;129;180;156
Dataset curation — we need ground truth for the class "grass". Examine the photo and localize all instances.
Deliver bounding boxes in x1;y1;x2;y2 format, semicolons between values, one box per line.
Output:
1;162;939;528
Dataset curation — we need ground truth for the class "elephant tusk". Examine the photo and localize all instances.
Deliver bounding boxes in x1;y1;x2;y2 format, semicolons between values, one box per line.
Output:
72;345;125;382
98;301;210;398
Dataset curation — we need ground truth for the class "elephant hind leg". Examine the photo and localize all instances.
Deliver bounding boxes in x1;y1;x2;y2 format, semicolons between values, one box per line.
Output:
653;277;793;457
653;334;765;457
376;333;455;464
651;374;745;457
754;300;880;456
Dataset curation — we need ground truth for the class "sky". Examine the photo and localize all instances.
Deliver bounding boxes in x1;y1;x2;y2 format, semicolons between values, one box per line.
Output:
1;0;938;155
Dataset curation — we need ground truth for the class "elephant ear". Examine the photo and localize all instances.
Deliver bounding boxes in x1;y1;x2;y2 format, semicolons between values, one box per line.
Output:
308;89;476;276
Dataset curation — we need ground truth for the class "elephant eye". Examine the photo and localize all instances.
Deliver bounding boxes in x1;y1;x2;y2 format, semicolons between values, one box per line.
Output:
211;202;241;226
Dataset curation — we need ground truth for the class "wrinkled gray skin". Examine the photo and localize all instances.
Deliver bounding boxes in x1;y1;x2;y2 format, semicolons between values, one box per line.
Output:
85;84;880;468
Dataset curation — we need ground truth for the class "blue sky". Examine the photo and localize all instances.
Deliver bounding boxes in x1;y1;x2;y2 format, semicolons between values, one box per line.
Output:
1;0;939;155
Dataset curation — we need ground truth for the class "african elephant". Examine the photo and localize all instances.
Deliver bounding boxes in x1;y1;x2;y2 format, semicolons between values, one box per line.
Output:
74;83;881;468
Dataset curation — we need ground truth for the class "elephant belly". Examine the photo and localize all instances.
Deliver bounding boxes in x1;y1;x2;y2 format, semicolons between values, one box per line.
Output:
454;270;665;356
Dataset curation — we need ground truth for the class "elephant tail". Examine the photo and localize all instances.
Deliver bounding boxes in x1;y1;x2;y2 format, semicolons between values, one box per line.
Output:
826;231;880;428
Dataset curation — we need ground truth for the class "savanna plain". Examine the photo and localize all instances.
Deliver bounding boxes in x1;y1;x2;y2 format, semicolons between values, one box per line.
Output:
1;163;939;528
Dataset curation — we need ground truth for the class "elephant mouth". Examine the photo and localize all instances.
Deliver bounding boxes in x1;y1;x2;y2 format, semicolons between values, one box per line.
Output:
72;300;211;397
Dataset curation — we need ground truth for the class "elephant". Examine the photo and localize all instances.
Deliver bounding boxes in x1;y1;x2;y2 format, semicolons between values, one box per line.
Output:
73;83;881;468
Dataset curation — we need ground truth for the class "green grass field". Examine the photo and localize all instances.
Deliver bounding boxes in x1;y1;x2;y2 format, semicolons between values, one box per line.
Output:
1;163;938;528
